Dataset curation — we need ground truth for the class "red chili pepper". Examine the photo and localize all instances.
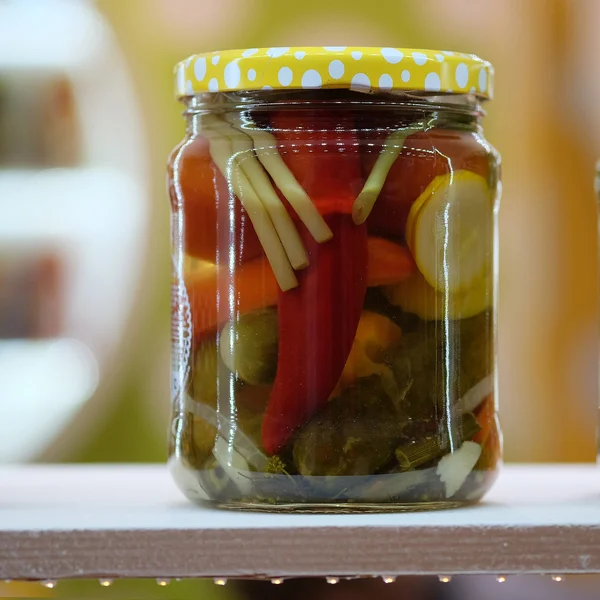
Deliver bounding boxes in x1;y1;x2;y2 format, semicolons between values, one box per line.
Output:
262;111;368;455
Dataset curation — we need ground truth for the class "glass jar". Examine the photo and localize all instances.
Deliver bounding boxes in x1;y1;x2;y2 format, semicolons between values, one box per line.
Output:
168;47;501;511
596;159;600;461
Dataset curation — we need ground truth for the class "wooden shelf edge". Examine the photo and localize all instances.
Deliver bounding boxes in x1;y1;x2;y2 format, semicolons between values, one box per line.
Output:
3;524;600;580
1;464;599;579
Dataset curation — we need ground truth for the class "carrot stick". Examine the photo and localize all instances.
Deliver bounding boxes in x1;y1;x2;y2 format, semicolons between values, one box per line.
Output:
186;238;415;336
473;395;495;445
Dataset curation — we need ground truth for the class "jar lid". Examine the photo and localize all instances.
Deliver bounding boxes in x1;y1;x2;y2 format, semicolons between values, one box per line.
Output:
175;47;494;99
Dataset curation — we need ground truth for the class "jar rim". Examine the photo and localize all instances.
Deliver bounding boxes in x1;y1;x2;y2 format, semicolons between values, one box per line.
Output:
183;90;486;122
175;47;494;100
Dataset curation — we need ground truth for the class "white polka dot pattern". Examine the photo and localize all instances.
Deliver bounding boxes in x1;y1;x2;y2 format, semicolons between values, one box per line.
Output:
424;72;441;92
351;72;370;91
177;67;185;91
224;62;241;89
301;69;322;89
278;66;293;86
267;47;290;58
412;52;428;66
455;63;469;88
479;67;487;92
328;60;344;80
378;74;393;90
194;57;206;81
175;47;494;99
380;48;403;64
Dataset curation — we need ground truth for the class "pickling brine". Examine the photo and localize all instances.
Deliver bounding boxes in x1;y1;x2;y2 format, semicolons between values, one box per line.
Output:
168;47;501;511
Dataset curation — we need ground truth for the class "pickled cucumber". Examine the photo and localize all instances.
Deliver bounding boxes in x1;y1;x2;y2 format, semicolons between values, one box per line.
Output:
220;309;278;385
175;413;217;470
292;377;405;477
191;338;220;407
388;310;493;421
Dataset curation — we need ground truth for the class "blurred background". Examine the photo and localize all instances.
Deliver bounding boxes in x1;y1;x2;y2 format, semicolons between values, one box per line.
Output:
1;0;599;598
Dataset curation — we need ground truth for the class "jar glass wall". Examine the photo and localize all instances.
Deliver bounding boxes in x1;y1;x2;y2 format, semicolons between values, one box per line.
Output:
595;159;600;461
168;48;501;511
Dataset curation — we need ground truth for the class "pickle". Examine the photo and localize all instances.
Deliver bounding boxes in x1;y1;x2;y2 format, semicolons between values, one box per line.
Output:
220;309;278;385
292;377;405;477
395;412;480;471
237;402;266;450
183;394;268;471
176;413;217;470
457;309;494;394
191;339;219;407
388;310;493;418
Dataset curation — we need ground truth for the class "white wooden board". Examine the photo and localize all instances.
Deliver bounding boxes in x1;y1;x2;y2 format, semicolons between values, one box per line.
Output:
0;464;599;580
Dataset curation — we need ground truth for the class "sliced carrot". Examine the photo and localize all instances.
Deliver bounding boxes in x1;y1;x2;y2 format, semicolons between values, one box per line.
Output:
472;395;496;445
185;257;278;337
186;238;415;336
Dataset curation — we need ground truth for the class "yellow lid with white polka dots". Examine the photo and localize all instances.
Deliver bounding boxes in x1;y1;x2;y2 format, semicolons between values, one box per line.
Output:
175;47;493;99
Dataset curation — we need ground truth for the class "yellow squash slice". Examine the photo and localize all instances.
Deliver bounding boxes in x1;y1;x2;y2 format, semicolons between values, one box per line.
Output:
384;269;492;321
406;171;493;294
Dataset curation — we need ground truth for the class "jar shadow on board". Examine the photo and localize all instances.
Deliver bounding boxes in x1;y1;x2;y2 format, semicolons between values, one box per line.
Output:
168;47;501;512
